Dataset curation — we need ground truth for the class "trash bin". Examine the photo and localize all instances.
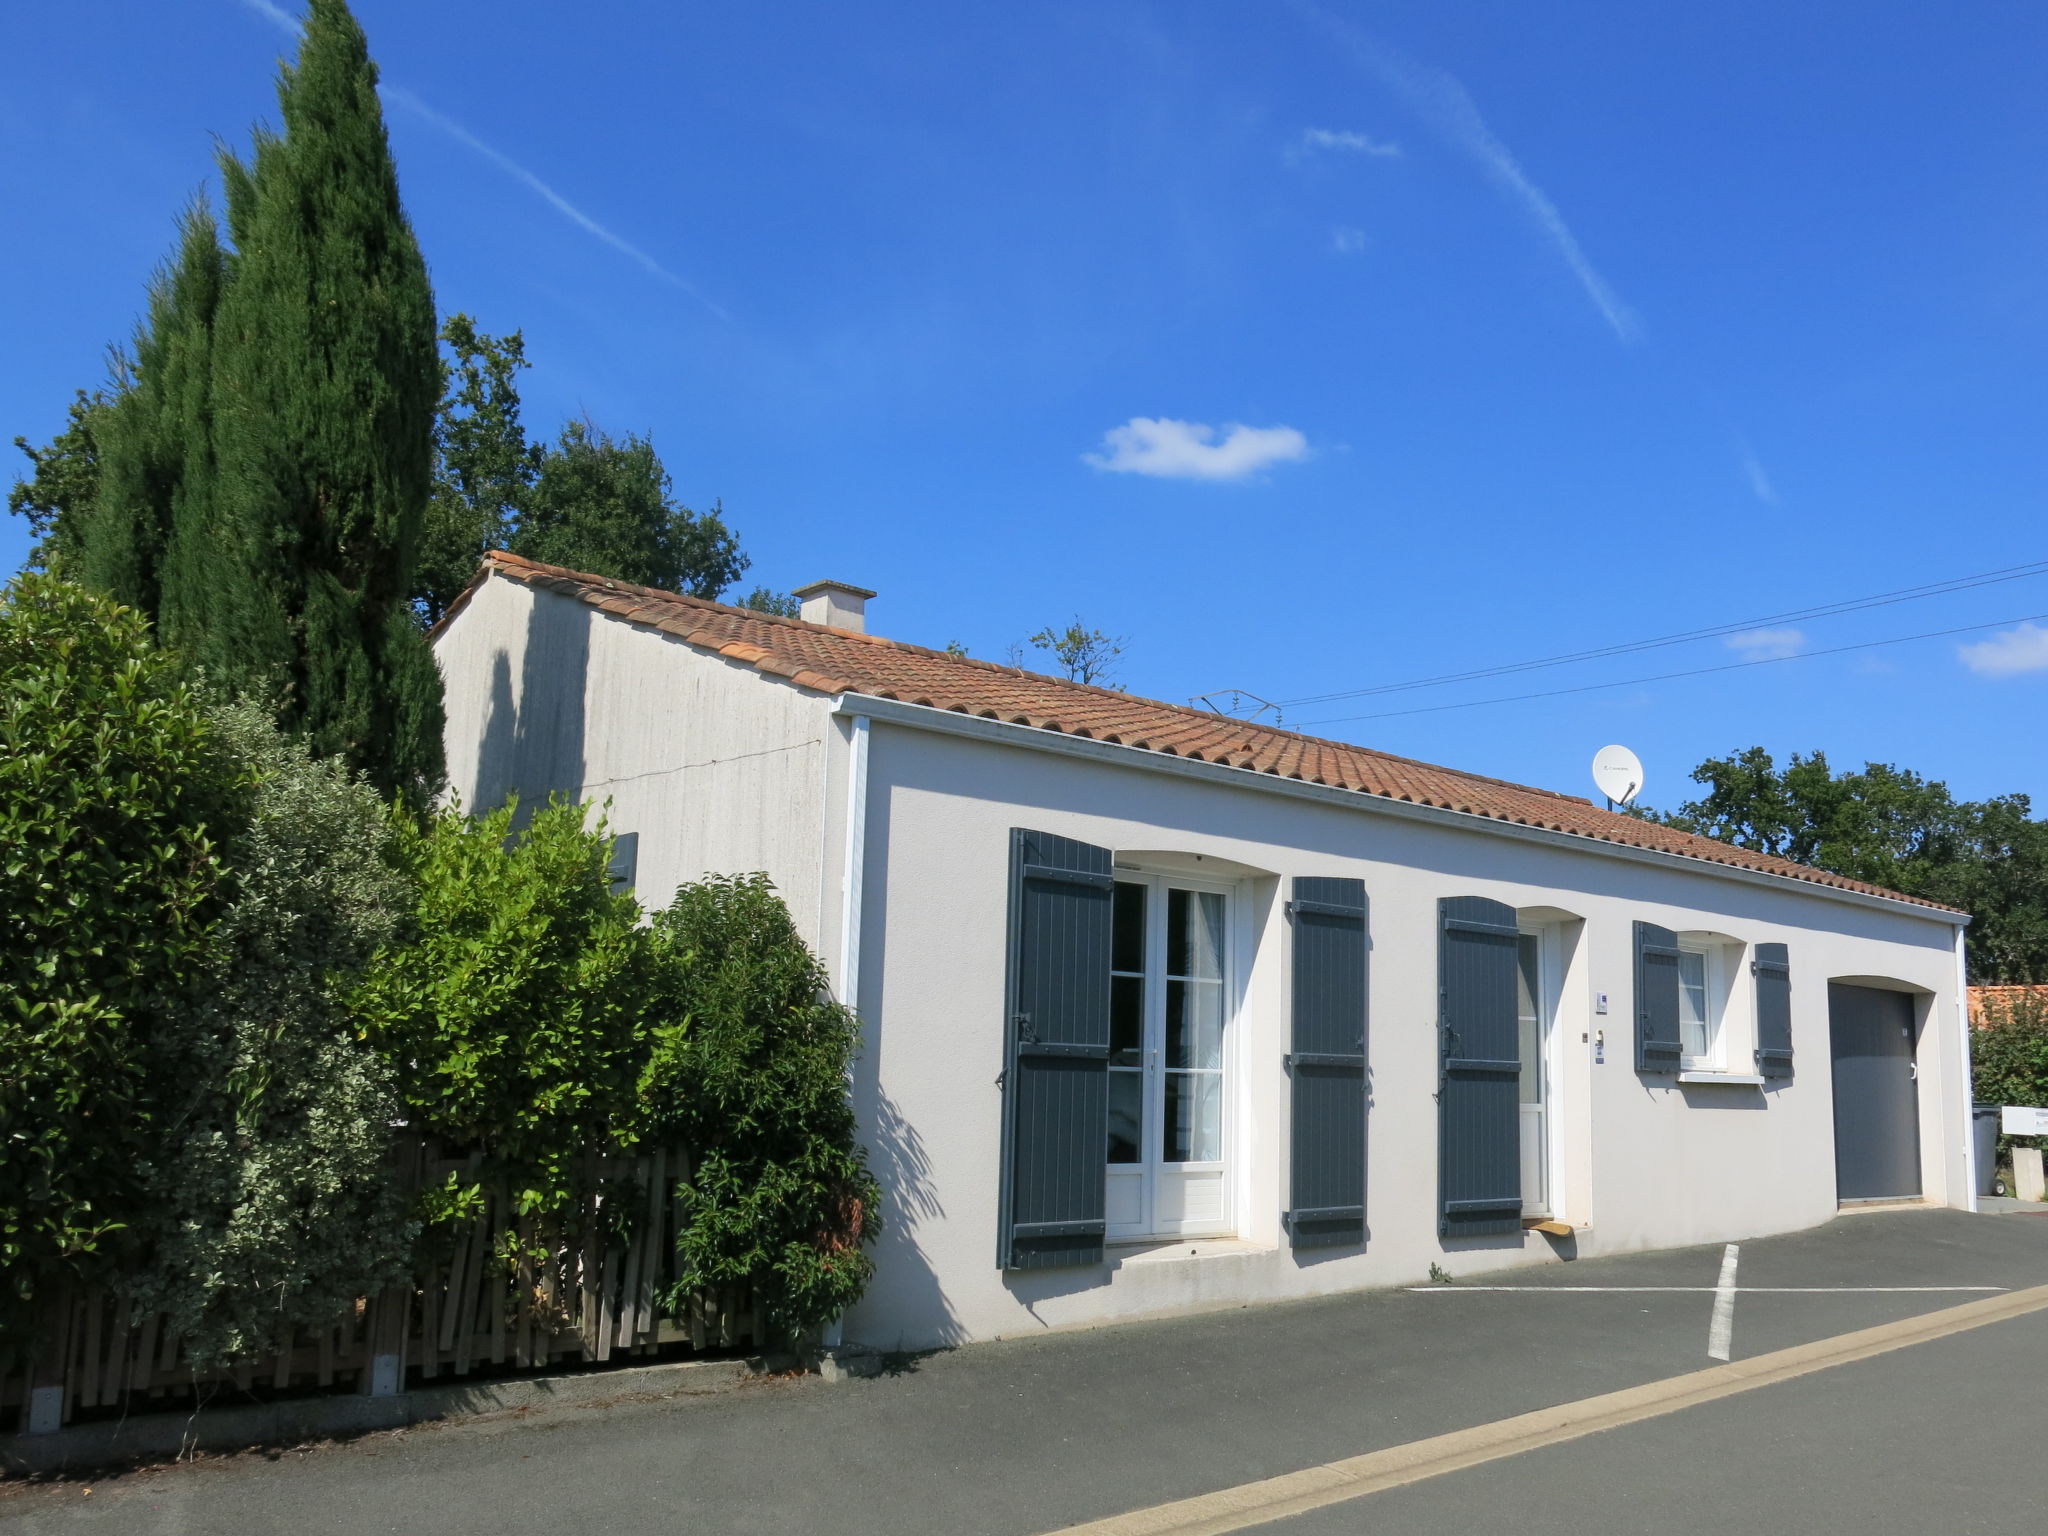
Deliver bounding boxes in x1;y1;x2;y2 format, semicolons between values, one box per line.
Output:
1974;1105;2002;1196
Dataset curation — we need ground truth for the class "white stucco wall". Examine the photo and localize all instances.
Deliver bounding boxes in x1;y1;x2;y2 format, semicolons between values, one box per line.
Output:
433;575;840;938
840;715;1968;1350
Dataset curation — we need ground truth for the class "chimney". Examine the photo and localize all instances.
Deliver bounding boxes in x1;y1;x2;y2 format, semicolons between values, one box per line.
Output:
792;579;876;634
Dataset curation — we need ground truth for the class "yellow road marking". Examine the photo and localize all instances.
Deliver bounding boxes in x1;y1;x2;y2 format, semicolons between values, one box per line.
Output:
1046;1283;2048;1536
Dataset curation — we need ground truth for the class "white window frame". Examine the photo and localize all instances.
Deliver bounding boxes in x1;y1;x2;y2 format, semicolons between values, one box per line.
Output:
1515;923;1558;1219
1104;866;1243;1243
1676;938;1731;1072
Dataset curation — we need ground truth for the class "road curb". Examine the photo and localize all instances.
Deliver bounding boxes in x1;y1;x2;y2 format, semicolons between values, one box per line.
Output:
2;1353;781;1477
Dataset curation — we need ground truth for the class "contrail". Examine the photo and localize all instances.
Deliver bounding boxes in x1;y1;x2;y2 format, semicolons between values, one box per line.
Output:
232;0;298;34
230;0;724;318
377;85;729;319
1292;3;1640;345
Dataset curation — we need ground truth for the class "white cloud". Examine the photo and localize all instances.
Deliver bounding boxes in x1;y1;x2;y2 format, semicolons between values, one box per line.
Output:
1294;6;1640;345
1959;622;2048;678
1084;418;1310;482
1292;127;1403;161
1725;628;1806;661
1331;226;1370;255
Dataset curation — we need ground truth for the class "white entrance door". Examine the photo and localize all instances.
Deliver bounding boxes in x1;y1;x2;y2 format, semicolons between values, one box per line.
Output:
1516;931;1551;1216
1106;875;1232;1240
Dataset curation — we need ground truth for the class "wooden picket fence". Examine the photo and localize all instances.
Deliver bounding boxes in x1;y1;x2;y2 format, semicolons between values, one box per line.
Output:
1;1139;756;1434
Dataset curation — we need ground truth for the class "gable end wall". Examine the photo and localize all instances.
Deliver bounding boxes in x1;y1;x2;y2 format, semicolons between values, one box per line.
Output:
433;573;841;942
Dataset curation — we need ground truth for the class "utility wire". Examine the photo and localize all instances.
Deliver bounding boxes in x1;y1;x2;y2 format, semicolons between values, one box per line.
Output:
1279;557;2048;707
1294;610;2048;727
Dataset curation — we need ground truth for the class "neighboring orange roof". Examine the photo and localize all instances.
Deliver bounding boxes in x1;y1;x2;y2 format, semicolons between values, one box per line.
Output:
1970;986;2048;1026
447;551;1961;915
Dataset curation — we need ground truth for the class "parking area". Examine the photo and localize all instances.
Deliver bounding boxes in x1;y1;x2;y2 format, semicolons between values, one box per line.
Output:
3;1208;2044;1535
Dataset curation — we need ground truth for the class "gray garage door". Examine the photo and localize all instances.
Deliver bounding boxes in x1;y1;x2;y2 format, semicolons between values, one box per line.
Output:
1828;983;1921;1201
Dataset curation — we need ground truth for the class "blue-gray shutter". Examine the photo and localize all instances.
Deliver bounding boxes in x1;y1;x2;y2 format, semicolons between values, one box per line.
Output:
1438;897;1522;1239
1634;921;1683;1072
1284;877;1368;1249
1753;942;1793;1079
998;828;1114;1270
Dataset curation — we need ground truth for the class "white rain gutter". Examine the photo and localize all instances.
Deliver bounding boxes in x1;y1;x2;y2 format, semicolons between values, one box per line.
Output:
834;695;1970;930
1954;926;1979;1213
822;712;870;1354
837;713;871;1008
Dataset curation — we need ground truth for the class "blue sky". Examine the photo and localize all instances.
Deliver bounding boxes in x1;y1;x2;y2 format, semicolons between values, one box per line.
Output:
6;1;2047;810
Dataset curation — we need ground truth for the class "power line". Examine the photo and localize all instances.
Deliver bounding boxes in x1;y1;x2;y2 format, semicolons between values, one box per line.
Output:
1294;610;2048;727
1278;557;2048;708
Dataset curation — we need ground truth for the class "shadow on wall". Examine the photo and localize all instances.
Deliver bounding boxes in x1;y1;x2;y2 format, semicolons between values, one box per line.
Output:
854;1087;968;1350
475;593;592;819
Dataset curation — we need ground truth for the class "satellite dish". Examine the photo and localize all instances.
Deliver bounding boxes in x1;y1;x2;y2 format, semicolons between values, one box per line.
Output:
1592;745;1645;809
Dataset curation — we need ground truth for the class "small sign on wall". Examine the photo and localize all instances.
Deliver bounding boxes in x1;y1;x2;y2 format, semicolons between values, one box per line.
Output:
2001;1105;2048;1136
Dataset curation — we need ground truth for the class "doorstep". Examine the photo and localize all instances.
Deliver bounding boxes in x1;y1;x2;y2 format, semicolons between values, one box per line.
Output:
2;1352;778;1478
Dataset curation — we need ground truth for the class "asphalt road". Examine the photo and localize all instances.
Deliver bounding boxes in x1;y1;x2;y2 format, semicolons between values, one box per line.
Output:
2;1209;2043;1535
1272;1305;2048;1536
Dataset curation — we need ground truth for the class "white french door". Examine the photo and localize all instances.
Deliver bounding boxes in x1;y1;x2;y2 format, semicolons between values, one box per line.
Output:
1105;874;1233;1240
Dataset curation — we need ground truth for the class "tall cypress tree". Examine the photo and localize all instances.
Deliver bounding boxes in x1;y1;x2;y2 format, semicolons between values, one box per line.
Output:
84;205;225;625
199;0;442;801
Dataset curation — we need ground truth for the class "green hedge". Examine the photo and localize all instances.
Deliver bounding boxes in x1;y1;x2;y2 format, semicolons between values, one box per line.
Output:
1973;993;2048;1116
352;805;880;1340
0;576;245;1342
2;575;879;1362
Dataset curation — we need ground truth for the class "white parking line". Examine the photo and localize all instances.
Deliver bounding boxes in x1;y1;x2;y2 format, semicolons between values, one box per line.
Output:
1707;1243;1741;1360
1405;1285;2006;1294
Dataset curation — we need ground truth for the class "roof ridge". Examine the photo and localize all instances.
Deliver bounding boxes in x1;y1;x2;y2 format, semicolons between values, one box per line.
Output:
482;553;1590;807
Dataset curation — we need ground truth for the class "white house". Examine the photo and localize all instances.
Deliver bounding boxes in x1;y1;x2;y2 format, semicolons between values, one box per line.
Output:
434;552;1976;1350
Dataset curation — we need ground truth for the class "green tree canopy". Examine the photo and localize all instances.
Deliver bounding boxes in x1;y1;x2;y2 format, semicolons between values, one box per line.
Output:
197;0;443;802
86;204;225;625
512;418;748;598
1012;619;1126;686
8;387;111;575
1659;746;2048;982
416;314;543;626
741;586;801;618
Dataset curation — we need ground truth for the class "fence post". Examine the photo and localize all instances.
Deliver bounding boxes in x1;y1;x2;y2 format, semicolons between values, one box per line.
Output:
24;1293;71;1435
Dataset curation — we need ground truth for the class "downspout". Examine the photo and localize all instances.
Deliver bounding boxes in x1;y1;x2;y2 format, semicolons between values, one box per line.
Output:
837;714;871;1007
823;713;870;1353
1953;922;1978;1213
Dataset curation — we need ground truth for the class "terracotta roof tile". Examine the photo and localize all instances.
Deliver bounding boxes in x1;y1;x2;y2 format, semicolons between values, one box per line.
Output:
455;552;1961;914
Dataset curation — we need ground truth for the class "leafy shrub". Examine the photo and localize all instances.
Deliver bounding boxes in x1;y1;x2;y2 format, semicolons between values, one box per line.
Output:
124;699;416;1362
0;575;246;1345
645;874;878;1339
352;795;662;1229
355;819;879;1342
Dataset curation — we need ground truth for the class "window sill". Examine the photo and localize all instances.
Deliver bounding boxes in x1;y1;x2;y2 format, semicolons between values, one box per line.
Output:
1678;1070;1766;1086
1107;1237;1272;1268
